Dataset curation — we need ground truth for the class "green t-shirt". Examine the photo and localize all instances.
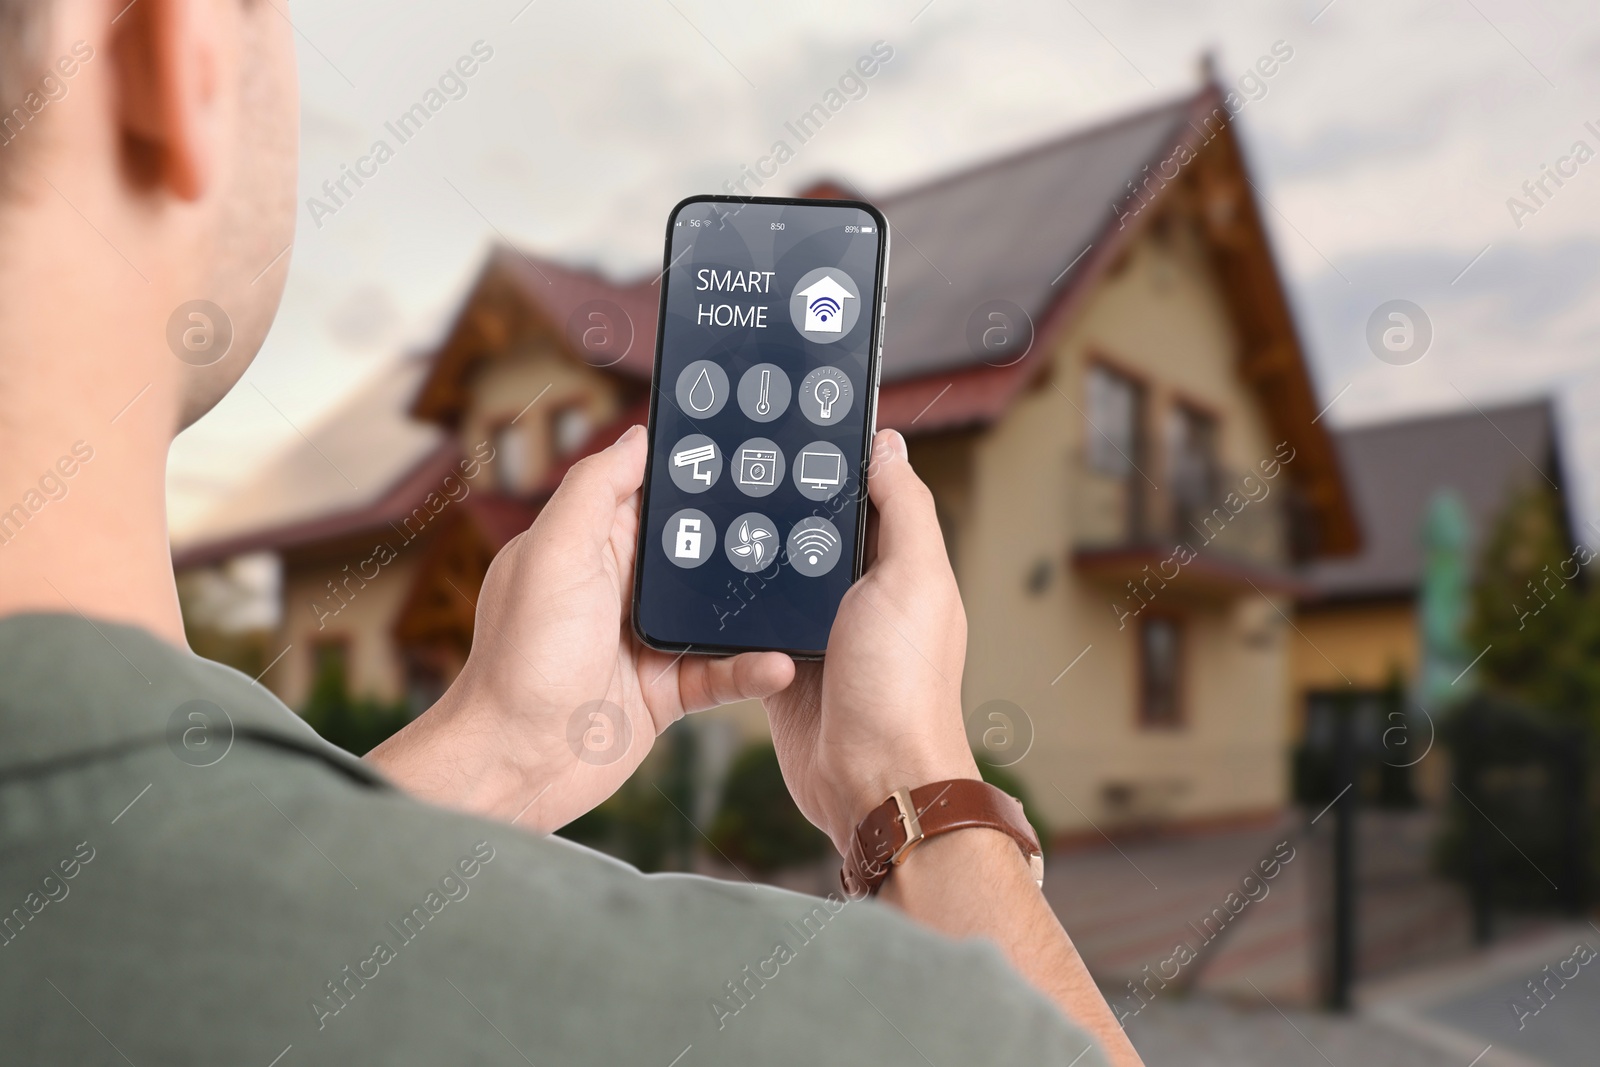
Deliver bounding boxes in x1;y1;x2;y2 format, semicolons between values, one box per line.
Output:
0;615;1105;1065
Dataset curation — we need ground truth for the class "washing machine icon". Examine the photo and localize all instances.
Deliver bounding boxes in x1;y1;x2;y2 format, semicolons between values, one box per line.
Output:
736;447;779;488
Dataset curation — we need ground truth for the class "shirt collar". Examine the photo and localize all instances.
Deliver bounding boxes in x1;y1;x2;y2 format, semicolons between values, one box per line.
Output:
0;612;387;786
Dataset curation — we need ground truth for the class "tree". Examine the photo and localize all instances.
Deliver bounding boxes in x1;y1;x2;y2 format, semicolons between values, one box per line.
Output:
1454;483;1598;912
1466;482;1600;725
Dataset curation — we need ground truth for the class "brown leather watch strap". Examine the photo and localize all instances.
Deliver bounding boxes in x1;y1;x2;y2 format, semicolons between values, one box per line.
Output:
840;778;1043;898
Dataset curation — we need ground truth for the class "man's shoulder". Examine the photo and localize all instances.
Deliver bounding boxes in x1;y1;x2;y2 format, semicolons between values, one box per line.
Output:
4;735;1103;1065
0;615;1105;1065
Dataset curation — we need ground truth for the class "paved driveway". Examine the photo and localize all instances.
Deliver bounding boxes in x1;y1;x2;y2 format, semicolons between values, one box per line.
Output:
1124;996;1465;1066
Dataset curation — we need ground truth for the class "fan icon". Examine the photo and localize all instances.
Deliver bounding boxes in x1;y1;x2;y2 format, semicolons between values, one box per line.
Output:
731;519;772;566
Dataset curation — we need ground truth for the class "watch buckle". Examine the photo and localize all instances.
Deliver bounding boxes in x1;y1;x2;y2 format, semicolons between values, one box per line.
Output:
888;788;926;866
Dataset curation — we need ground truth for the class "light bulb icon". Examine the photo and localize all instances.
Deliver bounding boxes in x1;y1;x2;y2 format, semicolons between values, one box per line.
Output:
815;378;839;420
800;366;851;427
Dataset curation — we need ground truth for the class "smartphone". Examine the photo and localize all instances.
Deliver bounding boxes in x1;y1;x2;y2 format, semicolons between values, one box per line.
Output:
631;194;890;658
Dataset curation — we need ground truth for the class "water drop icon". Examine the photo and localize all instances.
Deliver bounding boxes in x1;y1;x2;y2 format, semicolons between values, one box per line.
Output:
688;367;715;412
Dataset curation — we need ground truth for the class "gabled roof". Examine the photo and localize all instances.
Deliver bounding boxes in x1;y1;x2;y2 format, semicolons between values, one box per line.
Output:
872;94;1194;382
854;85;1357;553
175;80;1361;565
409;247;658;426
1302;399;1566;603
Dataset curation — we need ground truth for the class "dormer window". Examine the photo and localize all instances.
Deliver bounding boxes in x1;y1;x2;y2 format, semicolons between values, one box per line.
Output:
492;422;531;494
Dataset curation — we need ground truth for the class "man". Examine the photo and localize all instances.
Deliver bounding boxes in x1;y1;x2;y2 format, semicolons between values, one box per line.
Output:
0;1;1139;1063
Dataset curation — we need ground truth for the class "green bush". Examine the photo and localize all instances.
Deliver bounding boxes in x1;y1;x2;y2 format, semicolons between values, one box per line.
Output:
976;758;1049;857
299;654;412;757
710;742;830;874
558;775;678;872
557;722;699;874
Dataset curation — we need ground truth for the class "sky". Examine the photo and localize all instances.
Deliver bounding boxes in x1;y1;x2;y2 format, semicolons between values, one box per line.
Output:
169;0;1600;541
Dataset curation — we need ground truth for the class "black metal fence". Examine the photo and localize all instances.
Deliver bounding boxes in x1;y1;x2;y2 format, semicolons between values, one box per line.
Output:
1294;690;1595;1009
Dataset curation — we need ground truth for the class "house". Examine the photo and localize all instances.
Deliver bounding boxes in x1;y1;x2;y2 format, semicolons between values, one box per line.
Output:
1290;399;1574;753
175;78;1362;840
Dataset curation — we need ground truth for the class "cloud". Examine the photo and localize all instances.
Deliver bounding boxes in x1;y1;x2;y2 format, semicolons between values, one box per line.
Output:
172;0;1600;537
325;285;402;352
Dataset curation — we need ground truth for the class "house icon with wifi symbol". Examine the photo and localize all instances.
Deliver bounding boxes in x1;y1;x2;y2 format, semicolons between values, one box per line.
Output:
798;275;854;333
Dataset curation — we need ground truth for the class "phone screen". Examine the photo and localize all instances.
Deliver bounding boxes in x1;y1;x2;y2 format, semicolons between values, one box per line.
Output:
632;195;889;656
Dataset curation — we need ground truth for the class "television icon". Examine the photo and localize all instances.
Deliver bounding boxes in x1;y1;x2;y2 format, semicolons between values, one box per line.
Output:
793;441;847;501
797;450;842;490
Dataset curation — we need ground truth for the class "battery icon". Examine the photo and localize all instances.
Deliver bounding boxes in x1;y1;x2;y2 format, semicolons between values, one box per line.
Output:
861;226;875;233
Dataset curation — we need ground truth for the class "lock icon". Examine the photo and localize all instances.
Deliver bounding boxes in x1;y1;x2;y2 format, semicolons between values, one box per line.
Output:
674;517;702;559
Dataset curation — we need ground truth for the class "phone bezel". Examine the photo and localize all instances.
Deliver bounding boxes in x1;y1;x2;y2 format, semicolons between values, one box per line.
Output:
630;193;891;660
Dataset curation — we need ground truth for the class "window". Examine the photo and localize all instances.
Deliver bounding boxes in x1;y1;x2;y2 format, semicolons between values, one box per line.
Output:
1138;616;1183;728
1167;403;1219;507
552;404;592;457
492;422;531;494
1085;364;1144;476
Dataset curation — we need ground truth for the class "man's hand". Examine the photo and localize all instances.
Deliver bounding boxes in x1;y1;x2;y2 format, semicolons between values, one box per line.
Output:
763;428;1141;1065
763;428;981;854
367;425;794;831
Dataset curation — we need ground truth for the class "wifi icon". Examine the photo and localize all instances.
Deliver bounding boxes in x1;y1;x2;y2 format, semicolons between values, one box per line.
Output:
808;295;842;322
787;518;842;576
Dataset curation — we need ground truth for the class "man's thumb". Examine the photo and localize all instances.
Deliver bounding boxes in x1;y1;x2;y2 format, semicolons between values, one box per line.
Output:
864;429;942;568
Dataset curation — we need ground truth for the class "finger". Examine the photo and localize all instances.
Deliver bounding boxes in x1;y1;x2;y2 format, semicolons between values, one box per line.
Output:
674;652;796;714
538;424;647;544
863;428;945;571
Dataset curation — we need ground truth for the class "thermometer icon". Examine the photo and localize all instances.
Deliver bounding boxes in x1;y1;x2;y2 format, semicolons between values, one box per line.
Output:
755;368;771;416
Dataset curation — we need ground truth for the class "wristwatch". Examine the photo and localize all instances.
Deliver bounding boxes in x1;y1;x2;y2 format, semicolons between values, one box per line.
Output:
840;778;1044;898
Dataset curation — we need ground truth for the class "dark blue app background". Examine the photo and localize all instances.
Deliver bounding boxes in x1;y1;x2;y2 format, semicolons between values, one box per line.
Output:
636;199;885;654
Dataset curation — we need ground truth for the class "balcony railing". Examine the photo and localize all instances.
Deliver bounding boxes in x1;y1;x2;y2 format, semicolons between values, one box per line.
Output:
1071;456;1294;572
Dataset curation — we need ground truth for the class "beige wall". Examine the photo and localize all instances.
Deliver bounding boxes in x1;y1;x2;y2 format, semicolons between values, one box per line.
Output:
270;543;430;710
1290;600;1417;697
957;218;1295;833
255;220;1314;838
701;219;1304;835
461;346;626;493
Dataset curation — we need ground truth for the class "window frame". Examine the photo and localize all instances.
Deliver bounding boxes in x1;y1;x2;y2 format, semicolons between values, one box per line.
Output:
1135;613;1186;730
1166;397;1222;506
1083;356;1149;479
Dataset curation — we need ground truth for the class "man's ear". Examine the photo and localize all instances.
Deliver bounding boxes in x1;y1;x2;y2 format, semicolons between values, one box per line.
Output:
111;0;220;200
